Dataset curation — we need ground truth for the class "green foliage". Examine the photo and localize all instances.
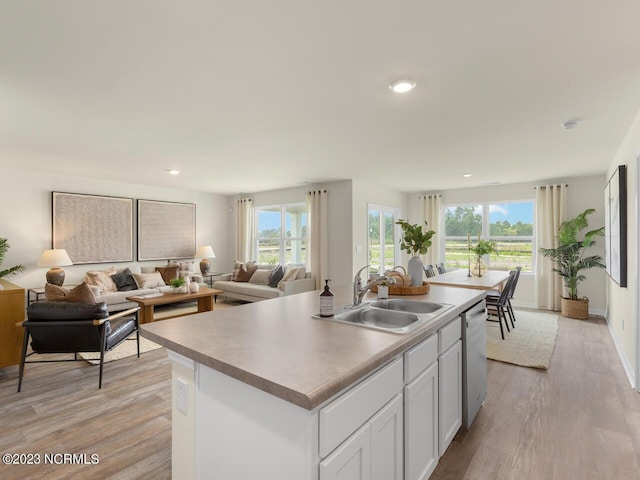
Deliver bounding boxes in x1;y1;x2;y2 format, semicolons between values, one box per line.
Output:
396;220;436;256
539;209;605;300
490;220;533;236
169;277;186;288
472;239;498;257
0;238;25;279
445;206;482;236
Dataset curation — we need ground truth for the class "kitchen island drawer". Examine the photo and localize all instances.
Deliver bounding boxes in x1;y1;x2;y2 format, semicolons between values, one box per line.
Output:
319;357;403;458
439;317;461;353
404;333;437;383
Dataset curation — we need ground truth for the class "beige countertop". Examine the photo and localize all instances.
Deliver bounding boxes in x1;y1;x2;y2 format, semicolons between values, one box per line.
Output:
141;285;485;410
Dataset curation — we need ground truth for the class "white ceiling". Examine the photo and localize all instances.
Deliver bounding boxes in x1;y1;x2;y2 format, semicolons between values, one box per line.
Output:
2;1;640;195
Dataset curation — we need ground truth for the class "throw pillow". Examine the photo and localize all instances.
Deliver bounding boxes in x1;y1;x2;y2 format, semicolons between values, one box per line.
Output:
168;260;195;279
277;267;302;289
248;269;271;285
85;270;118;294
268;265;284;288
111;268;138;291
45;282;97;303
235;265;258;282
132;272;166;289
231;261;256;281
156;266;180;284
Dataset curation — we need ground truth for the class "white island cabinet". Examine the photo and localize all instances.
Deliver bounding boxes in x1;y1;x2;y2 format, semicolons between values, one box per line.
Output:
141;285;483;480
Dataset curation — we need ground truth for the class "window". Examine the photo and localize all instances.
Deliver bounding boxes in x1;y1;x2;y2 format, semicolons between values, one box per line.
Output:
368;205;401;275
443;201;534;272
255;204;307;265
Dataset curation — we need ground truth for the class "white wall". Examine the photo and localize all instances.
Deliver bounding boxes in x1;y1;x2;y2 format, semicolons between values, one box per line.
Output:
0;167;229;290
606;107;640;389
405;175;607;311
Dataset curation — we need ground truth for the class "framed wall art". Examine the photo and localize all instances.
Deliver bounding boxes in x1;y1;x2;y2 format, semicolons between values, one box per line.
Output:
604;165;627;287
137;199;196;261
52;192;134;264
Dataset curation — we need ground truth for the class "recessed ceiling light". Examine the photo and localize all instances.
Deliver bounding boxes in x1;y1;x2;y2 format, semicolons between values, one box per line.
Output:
389;79;416;93
167;169;181;175
463;173;473;178
561;120;579;130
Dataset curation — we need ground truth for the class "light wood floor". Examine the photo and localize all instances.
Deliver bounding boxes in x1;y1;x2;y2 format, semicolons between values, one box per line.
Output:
1;310;638;479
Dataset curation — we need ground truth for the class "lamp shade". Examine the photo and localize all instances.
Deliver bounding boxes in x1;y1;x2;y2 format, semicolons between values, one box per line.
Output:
196;245;216;259
37;249;73;267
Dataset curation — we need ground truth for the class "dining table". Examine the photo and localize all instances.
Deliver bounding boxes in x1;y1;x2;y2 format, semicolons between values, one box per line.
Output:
426;268;510;291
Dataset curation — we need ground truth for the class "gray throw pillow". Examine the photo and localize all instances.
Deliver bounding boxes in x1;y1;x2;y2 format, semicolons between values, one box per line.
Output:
268;265;284;288
111;268;138;291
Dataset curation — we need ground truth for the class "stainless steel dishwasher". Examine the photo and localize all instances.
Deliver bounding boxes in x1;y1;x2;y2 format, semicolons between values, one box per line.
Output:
461;299;487;429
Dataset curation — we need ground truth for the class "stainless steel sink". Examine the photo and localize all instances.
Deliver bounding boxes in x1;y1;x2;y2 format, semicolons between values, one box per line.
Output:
370;299;449;315
320;299;454;334
333;307;420;334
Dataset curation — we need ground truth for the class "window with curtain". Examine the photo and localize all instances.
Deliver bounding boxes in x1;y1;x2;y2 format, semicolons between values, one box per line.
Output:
255;203;307;265
443;201;534;272
368;204;401;275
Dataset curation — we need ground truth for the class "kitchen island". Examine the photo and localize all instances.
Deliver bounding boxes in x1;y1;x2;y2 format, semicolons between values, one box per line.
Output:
141;285;485;480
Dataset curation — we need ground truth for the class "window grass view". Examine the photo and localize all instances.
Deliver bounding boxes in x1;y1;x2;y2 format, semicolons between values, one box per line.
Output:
444;202;534;272
256;204;307;265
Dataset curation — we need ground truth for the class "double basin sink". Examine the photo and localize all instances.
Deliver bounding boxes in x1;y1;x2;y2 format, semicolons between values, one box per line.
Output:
324;298;453;334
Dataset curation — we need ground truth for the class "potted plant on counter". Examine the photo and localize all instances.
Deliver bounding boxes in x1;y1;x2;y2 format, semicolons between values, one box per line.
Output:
396;219;436;286
539;208;605;319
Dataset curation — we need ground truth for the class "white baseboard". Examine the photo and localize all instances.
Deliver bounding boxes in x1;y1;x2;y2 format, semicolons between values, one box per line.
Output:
604;313;637;389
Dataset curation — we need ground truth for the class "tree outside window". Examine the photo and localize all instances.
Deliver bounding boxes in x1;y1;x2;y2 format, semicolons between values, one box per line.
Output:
255;204;307;265
444;202;534;272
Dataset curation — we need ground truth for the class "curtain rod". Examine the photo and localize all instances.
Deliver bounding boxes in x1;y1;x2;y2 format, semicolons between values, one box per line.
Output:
534;184;569;189
418;194;442;198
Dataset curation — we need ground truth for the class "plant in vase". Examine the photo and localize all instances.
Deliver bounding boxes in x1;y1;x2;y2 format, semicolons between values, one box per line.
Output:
539;208;605;319
169;277;187;293
470;239;498;277
0;238;26;290
396;219;436;286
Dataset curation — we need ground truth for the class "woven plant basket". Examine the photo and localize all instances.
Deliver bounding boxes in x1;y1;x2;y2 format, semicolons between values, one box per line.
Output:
561;297;589;320
371;281;430;296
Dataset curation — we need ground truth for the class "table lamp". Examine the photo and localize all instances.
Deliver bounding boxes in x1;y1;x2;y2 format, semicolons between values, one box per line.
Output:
37;249;73;286
196;245;216;275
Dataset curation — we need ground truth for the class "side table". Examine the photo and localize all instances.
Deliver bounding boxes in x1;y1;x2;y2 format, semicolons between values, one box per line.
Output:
202;272;225;288
28;287;47;305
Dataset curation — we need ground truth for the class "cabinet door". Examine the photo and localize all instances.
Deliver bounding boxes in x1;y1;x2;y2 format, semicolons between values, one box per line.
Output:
405;361;438;480
438;340;462;456
371;394;403;480
320;424;371;480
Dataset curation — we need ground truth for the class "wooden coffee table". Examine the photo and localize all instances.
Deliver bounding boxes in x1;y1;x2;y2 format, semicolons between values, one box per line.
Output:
126;287;223;324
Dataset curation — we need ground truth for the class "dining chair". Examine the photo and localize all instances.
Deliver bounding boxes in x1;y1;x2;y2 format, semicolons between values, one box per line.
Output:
436;263;446;274
424;264;436;278
486;270;517;340
486;266;521;328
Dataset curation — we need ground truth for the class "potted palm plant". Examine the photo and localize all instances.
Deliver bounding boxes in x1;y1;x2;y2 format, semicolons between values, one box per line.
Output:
0;238;26;290
396;219;436;286
539;208;605;319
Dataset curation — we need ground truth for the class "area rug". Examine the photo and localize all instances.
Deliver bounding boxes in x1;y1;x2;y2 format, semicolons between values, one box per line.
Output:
79;337;163;365
486;310;559;370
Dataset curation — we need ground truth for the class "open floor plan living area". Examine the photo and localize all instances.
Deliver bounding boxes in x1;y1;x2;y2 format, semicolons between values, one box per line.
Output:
1;2;640;479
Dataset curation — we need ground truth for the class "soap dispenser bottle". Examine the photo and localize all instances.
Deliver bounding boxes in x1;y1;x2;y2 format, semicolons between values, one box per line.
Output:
319;279;335;317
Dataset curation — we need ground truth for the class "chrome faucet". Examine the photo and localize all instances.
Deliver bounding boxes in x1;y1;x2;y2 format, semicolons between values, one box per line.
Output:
352;265;395;307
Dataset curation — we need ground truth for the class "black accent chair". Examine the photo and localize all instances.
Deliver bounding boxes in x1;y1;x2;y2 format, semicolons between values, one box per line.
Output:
18;302;140;392
486;270;518;340
436;263;446;274
424;264;436;278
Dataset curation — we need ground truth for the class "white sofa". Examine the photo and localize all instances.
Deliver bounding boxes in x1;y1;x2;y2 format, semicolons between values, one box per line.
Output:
85;264;203;312
213;264;316;303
